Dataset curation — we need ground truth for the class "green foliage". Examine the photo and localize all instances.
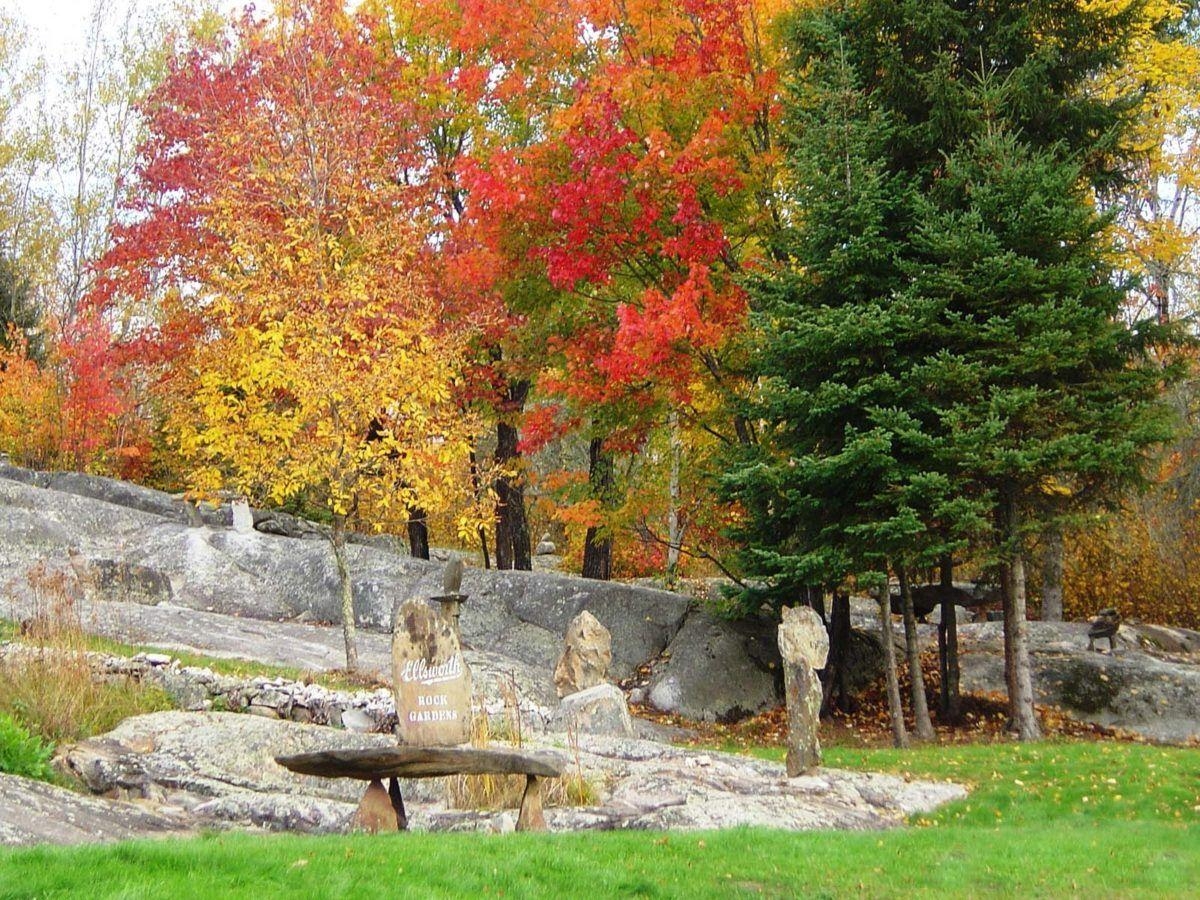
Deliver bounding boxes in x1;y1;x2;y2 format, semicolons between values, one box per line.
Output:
723;0;1186;612
0;741;1195;897
0;250;42;361
0;711;54;781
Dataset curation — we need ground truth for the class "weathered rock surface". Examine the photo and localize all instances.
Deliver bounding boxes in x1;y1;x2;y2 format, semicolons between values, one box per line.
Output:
60;712;412;835
645;608;780;722
553;610;613;697
551;683;634;737
1;590;558;710
557;736;966;832
0;469;690;682
0;773;192;846
958;621;1200;742
7;465;1199;740
55;712;965;840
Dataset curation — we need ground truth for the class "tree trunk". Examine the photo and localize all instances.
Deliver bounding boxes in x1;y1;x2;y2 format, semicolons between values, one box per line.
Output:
407;508;430;560
1041;525;1064;621
898;566;935;740
582;436;614;581
806;585;826;623
330;513;358;672
821;590;854;715
494;380;532;571
938;554;962;721
666;410;683;581
1001;495;1042;740
877;593;909;749
469;448;490;570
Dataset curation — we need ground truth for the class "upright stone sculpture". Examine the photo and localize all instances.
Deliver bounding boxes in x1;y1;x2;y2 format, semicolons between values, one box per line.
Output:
231;498;254;533
553;610;613;698
392;564;472;746
778;605;829;776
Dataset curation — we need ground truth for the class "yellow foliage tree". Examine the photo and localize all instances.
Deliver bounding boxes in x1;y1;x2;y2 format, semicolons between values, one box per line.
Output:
129;0;487;669
0;327;61;469
1093;0;1200;321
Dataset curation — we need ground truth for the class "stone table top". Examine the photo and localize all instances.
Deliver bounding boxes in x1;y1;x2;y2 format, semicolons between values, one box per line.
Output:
275;746;567;780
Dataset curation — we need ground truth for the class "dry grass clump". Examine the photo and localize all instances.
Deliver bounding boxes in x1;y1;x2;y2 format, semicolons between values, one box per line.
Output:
444;677;599;811
1;562;173;745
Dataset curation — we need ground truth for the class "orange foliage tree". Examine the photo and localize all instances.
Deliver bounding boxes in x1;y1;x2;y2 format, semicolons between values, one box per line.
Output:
0;328;61;469
0;320;149;478
443;0;789;578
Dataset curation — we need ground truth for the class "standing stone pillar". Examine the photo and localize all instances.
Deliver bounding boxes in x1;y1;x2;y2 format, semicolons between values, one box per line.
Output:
778;605;830;776
553;610;612;698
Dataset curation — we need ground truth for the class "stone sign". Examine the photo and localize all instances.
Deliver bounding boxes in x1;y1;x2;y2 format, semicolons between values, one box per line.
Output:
392;599;472;746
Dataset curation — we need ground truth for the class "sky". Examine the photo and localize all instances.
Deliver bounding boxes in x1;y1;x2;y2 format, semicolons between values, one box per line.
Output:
9;0;134;55
6;0;245;61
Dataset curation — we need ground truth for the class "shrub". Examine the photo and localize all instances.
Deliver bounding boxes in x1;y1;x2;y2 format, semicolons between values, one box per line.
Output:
0;711;55;781
1064;505;1200;629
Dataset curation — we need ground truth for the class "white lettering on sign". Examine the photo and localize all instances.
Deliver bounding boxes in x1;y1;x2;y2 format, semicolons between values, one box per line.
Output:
400;654;463;685
418;695;449;707
407;709;460;722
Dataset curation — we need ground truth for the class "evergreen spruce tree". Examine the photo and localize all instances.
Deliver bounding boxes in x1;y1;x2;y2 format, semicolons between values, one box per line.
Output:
724;12;989;742
726;0;1182;741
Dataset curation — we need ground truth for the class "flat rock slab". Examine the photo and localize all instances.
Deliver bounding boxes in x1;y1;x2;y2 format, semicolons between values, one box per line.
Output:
62;712;966;838
0;773;192;846
0;471;692;680
277;746;566;780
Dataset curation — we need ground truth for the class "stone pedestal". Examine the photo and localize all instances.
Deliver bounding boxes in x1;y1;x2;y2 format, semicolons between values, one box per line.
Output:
778;605;829;776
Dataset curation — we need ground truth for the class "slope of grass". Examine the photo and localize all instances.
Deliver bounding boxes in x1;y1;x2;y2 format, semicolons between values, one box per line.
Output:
0;740;1195;898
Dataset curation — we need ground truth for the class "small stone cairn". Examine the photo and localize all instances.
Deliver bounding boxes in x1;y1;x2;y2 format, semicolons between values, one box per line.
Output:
778;605;829;776
551;611;632;737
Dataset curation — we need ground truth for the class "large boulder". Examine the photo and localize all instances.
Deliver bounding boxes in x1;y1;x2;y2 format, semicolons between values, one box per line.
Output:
958;621;1200;742
551;683;634;737
645;608;780;722
2;590;558;710
0;471;691;684
0;463;193;525
61;711;410;833
460;568;689;679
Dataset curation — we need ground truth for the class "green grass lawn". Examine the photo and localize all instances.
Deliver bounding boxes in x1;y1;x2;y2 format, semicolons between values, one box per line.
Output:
0;740;1196;899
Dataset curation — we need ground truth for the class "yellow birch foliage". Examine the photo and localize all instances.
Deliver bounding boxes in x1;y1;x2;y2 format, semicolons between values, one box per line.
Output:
1064;506;1200;630
154;1;489;535
1087;0;1200;319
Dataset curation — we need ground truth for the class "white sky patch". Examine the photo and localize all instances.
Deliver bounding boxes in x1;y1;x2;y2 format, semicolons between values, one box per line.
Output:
7;0;249;61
